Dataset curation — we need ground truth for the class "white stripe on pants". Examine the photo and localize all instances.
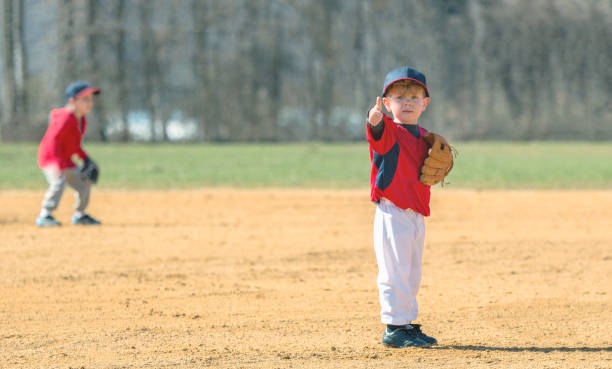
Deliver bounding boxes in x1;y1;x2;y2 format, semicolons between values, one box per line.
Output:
41;167;91;213
373;198;425;325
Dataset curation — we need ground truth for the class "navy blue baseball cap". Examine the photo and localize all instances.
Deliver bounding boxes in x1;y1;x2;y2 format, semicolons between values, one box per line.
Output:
382;66;429;97
65;81;101;100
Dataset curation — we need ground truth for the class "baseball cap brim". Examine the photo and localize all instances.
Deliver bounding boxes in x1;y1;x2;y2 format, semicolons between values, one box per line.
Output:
75;87;101;98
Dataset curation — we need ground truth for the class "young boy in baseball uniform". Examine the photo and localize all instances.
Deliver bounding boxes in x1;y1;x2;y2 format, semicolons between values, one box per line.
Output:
36;81;102;227
366;66;440;348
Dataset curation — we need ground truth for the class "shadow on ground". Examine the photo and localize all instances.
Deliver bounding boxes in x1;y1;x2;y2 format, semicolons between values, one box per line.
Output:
429;345;612;353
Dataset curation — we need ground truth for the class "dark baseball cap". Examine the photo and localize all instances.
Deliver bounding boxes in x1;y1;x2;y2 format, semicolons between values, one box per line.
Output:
382;66;429;97
65;81;101;100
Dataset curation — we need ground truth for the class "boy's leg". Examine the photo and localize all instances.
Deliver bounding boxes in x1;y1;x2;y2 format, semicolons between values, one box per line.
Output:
37;168;66;226
41;167;67;213
410;212;426;309
373;199;425;325
64;167;91;213
64;168;100;225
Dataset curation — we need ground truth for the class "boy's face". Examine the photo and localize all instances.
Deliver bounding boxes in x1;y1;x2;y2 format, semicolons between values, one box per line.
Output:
72;94;94;117
383;85;430;124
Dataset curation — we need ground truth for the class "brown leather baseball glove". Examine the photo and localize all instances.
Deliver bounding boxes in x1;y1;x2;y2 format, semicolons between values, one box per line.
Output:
420;132;455;186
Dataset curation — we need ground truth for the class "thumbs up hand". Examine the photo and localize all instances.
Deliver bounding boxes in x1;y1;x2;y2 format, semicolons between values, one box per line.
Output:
368;97;383;126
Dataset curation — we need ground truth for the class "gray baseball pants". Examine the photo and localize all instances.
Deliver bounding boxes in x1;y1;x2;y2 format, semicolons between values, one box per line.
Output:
41;167;91;213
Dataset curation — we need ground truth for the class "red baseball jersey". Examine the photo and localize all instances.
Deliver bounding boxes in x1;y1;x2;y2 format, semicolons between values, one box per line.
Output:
38;108;88;170
366;114;431;216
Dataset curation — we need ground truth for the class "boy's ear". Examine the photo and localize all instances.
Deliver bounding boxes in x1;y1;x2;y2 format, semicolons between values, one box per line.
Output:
423;97;431;110
382;96;391;112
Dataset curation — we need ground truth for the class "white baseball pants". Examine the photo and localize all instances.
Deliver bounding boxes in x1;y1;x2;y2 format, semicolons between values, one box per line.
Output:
373;198;425;325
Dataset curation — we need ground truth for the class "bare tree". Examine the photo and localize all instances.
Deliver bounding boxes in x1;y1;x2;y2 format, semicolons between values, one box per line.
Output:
57;0;75;103
191;0;210;141
301;1;343;141
351;1;367;138
113;0;130;141
262;0;284;141
86;0;106;141
14;0;27;118
138;0;162;141
235;0;265;141
2;0;17;137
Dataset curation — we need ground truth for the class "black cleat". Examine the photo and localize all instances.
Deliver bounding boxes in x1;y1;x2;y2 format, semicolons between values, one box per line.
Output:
411;324;438;345
382;325;431;348
36;215;61;227
72;214;101;225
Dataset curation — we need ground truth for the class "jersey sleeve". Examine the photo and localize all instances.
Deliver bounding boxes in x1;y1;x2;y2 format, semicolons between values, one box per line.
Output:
366;114;396;154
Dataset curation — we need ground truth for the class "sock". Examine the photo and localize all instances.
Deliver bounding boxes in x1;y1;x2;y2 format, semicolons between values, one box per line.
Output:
387;323;412;332
74;211;85;218
39;209;51;218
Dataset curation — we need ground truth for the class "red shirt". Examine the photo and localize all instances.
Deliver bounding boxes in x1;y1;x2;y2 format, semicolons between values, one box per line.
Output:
38;108;88;170
366;114;431;216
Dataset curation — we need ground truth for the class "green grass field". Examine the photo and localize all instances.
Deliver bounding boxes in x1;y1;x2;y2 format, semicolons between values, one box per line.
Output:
1;142;611;190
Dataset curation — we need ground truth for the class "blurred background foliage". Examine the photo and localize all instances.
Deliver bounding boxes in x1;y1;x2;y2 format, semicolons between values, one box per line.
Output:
0;0;610;143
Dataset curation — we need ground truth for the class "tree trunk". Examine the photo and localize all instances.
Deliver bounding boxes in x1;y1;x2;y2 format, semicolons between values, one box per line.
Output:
353;1;367;140
87;0;106;141
305;1;339;141
138;0;160;142
113;0;129;142
245;0;261;141
318;1;337;142
57;0;75;104
266;4;283;142
15;0;28;118
191;0;207;141
160;6;178;142
2;0;17;136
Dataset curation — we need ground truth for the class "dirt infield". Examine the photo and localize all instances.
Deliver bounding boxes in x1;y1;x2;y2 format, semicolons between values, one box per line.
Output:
1;189;611;368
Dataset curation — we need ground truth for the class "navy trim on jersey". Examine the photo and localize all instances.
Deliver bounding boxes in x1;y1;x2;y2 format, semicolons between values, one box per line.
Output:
372;142;400;191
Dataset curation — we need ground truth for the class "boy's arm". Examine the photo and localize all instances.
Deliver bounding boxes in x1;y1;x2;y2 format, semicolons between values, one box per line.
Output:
366;97;395;154
366;97;384;140
367;121;384;140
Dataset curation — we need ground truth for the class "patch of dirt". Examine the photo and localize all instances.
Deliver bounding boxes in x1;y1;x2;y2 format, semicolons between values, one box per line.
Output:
1;189;611;368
